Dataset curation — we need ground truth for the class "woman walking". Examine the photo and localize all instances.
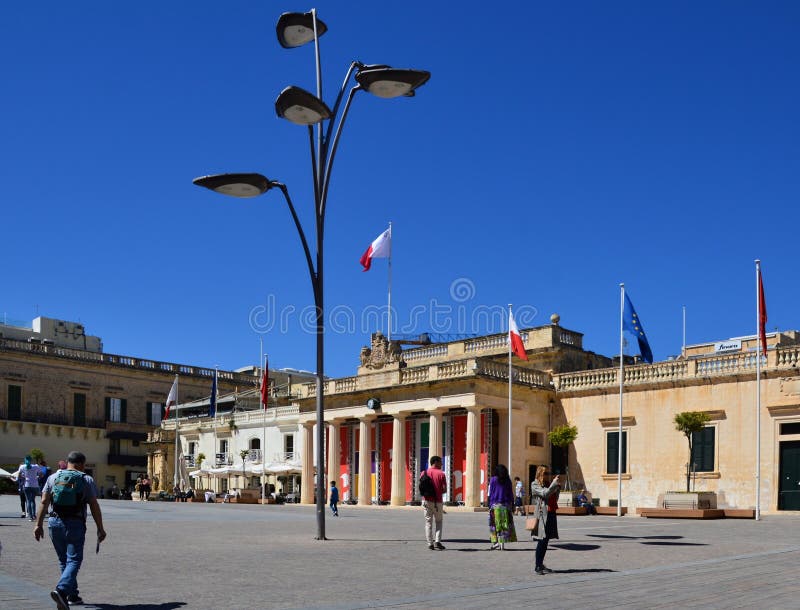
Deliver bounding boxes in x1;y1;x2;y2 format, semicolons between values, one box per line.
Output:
13;455;43;521
487;464;517;550
530;465;561;574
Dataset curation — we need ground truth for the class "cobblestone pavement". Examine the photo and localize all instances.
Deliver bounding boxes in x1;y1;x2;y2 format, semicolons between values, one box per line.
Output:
1;496;798;609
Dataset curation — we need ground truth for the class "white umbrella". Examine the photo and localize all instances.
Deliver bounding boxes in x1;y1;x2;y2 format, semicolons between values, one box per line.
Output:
0;467;13;478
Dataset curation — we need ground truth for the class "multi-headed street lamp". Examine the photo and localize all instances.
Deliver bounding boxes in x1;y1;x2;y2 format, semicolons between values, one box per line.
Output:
194;9;429;540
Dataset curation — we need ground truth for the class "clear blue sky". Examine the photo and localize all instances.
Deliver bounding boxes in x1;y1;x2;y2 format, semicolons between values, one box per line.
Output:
2;1;798;377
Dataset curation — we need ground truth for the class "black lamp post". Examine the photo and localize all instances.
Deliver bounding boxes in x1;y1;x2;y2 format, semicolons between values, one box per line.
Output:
194;8;429;541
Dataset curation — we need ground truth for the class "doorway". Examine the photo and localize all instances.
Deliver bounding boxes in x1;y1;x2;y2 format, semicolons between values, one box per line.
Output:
778;440;800;510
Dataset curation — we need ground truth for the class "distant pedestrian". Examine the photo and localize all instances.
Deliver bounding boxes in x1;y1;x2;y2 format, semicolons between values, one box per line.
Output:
16;471;26;518
530;466;561;575
141;476;151;500
329;480;339;516
13;455;42;520
34;450;106;610
514;476;525;515
135;475;143;500
37;459;50;489
420;455;447;550
487;464;517;550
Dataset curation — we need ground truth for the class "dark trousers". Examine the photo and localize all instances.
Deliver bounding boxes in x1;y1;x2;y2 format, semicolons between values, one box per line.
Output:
535;536;549;568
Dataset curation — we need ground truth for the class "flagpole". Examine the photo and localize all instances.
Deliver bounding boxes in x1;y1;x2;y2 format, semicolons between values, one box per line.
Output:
387;222;392;341
213;366;218;475
618;283;625;517
173;374;179;488
755;260;762;521
262;355;268;506
508;304;513;474
682;306;686;358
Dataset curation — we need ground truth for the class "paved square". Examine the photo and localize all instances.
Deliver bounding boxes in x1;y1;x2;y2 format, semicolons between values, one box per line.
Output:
1;496;798;609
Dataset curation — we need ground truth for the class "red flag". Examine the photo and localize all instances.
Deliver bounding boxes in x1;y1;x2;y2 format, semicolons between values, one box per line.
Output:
260;358;269;409
359;228;391;271
758;267;768;356
509;311;528;361
164;376;178;420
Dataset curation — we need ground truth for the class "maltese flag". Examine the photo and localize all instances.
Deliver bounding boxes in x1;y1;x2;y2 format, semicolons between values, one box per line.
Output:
359;228;391;272
509;311;528;360
164;376;178;420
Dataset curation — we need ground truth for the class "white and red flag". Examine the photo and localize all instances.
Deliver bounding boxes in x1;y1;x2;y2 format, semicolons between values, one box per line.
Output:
260;357;269;409
758;264;768;356
509;311;528;360
164;376;178;420
359;228;391;272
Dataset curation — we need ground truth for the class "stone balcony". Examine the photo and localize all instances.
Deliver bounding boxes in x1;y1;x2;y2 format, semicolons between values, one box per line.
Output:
554;346;800;393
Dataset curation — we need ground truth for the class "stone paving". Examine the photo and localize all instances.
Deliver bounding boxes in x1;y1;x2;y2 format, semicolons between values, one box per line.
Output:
1;495;799;609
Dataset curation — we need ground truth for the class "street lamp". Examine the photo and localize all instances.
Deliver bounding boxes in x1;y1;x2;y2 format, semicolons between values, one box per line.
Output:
194;8;429;541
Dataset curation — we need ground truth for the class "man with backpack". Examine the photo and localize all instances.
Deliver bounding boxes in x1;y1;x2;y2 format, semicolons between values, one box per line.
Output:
34;451;107;610
420;455;447;551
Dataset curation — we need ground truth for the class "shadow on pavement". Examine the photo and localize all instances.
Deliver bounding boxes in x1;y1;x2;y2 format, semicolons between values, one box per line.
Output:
550;568;616;574
551;543;601;551
90;604;186;609
640;541;707;546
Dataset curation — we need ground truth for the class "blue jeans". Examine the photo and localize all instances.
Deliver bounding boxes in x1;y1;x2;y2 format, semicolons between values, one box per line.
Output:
24;487;38;519
330;501;338;515
48;516;87;597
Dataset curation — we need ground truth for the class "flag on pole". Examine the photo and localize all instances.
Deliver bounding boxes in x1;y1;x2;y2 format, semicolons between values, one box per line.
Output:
208;369;218;418
508;311;528;360
164;376;178;420
758;266;768;356
260;357;269;410
359;228;391;271
622;293;653;363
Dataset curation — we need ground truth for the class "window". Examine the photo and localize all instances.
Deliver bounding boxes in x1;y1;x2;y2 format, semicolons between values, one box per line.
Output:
780;422;800;435
528;430;544;447
110;439;121;455
220;439;229;454
146;402;163;426
691;426;715;472
73;393;86;427
7;385;22;420
285;434;295;457
606;430;628;474
105;397;127;423
188;441;197;456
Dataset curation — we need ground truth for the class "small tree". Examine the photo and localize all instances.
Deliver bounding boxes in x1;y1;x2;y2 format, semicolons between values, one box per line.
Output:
548;424;578;489
240;449;250;484
674;411;711;492
29;448;45;464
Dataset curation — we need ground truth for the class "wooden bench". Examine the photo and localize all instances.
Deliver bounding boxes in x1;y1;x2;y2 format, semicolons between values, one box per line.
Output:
723;509;755;519
638;508;724;519
556;506;588;515
595;506;627;515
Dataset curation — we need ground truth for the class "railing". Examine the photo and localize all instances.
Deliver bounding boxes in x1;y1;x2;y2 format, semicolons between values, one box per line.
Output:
273;452;298;462
334;377;358;393
0;337;255;384
474;359;550;387
184;455;196;467
555;348;784;392
0;414;106;428
400;366;429;384
403;344;448;362
214;453;234;466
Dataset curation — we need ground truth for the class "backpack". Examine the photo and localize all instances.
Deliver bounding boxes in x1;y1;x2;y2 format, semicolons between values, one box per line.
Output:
51;470;86;516
419;471;435;497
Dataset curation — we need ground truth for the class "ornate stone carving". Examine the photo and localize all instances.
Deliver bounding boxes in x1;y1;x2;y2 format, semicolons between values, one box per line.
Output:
360;332;403;370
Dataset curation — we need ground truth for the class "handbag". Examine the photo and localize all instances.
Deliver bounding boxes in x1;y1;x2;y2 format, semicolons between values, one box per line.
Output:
524;504;538;531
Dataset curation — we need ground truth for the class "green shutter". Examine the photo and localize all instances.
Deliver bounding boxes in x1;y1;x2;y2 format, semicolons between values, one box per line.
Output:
691;427;715;472
146;402;152;426
105;397;111;422
120;399;127;423
607;431;627;474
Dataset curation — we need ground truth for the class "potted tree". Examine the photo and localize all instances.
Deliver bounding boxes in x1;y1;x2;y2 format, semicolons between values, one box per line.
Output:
665;412;716;509
548;423;578;506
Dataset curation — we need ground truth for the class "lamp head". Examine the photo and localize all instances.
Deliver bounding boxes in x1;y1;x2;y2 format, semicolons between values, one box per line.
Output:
355;67;431;99
193;173;273;198
276;12;328;48
275;86;332;125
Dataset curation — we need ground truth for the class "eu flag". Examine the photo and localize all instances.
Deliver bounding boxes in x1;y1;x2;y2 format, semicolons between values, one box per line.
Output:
623;293;653;364
208;369;217;417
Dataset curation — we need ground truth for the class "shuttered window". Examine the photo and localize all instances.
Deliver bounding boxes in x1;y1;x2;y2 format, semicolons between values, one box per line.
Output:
73;393;86;427
691;427;715;472
7;385;22;420
606;430;628;474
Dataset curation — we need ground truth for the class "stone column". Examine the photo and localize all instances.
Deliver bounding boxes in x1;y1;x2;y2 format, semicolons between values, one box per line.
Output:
391;415;406;506
300;422;315;504
428;409;443;459
465;406;481;508
327;421;340;489
358;416;374;506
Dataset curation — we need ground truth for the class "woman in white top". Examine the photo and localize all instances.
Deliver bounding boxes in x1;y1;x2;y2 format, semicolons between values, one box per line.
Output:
13;455;42;520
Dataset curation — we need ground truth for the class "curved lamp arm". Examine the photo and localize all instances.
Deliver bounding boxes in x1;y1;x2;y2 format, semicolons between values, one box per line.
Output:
319;85;360;221
272;182;318;297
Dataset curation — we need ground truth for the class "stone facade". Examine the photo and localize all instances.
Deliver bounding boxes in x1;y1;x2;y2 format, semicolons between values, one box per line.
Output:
0;336;252;491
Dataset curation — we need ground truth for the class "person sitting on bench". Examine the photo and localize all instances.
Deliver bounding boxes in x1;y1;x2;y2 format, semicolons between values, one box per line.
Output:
576;489;595;514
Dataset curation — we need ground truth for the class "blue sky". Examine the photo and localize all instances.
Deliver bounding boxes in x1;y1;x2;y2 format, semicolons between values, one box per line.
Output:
2;1;798;377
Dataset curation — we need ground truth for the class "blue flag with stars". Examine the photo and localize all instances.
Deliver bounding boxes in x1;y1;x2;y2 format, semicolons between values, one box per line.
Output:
623;293;653;364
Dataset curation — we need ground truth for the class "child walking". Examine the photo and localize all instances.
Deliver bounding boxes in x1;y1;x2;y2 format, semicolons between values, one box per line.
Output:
329;480;339;516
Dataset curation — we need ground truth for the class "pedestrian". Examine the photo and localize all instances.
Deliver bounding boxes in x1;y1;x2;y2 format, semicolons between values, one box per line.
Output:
110;483;120;499
514;476;525;516
173;482;182;502
420;455;447;551
135;475;143;500
15;470;27;518
576;488;595;515
329;480;339;516
34;450;106;610
13;455;42;520
530;465;561;575
37;459;50;489
487;464;517;550
141;475;151;500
